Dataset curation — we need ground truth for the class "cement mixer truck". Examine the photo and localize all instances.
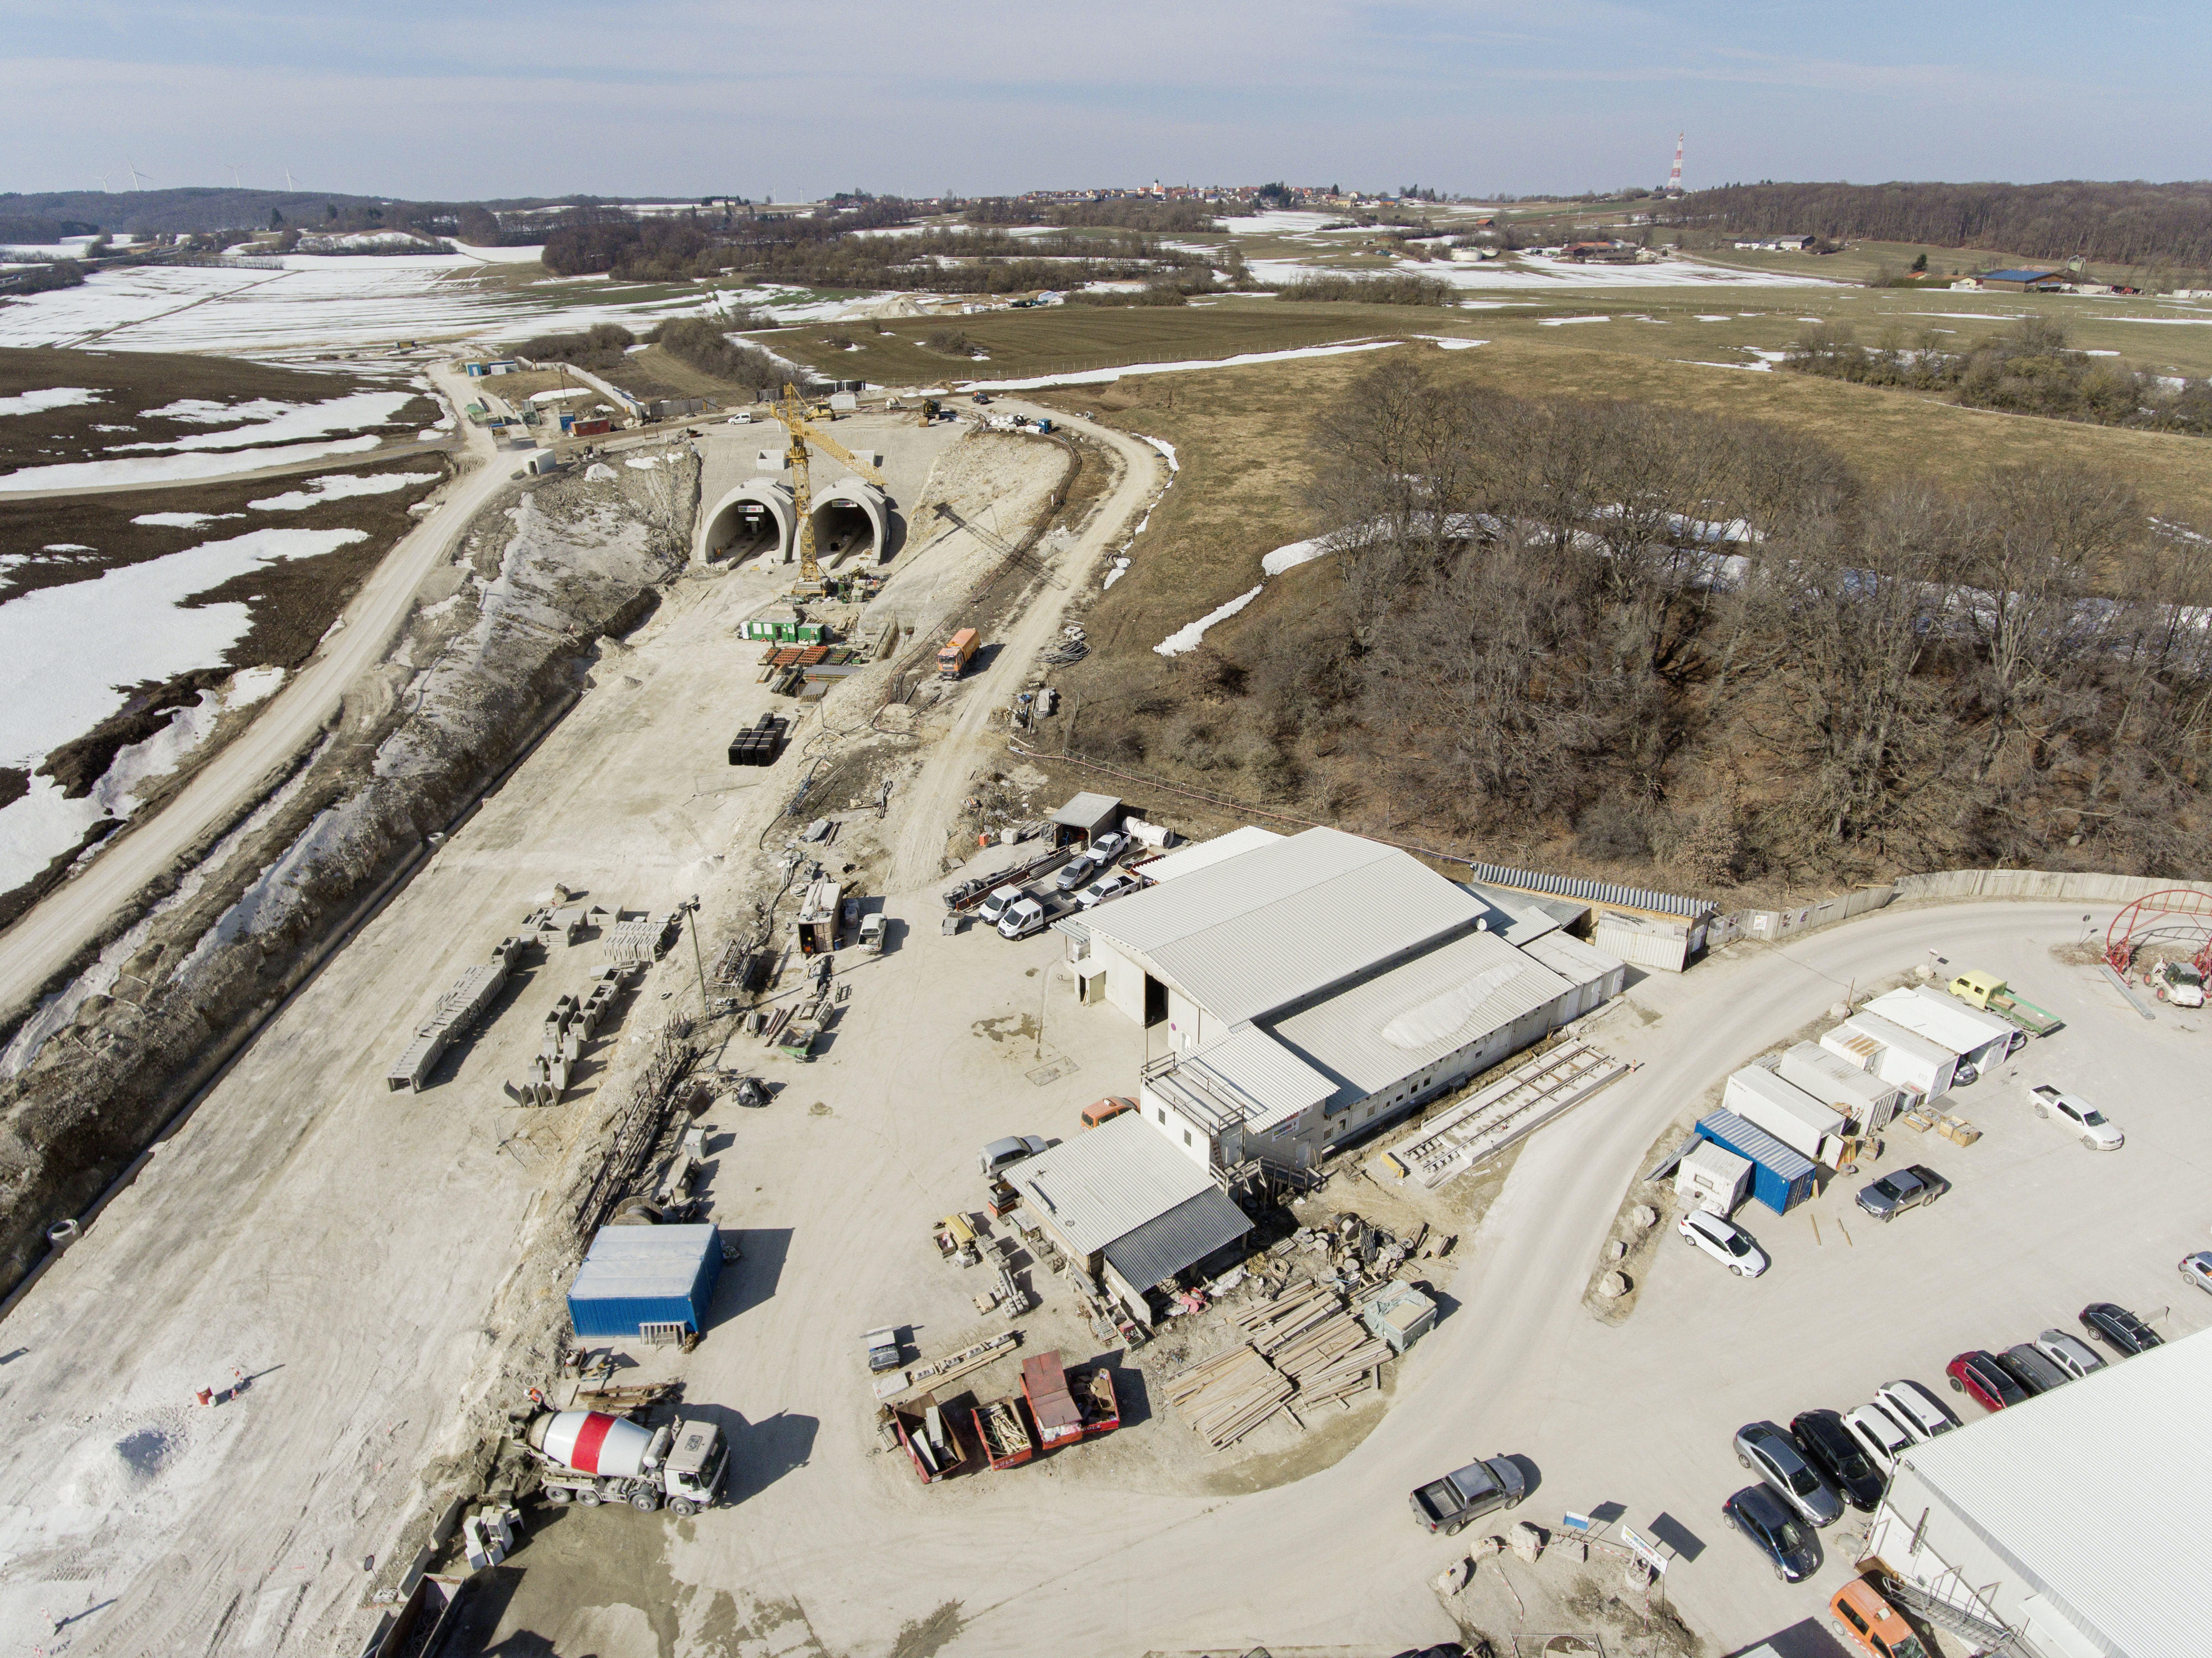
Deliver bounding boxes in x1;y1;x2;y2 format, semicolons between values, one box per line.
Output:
518;1409;729;1516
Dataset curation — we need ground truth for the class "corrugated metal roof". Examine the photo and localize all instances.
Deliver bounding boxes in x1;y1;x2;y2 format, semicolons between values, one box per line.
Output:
1137;825;1283;884
1085;827;1489;1026
1838;1010;1958;1066
1695;1108;1814;1178
1176;1026;1337;1130
1520;930;1626;990
570;1224;718;1302
1051;792;1123;830
1727;1065;1845;1138
1889;1326;2212;1655
1102;1187;1253;1289
1266;929;1574;1106
1681;1139;1750;1180
1013;1112;1216;1256
1456;880;1565;945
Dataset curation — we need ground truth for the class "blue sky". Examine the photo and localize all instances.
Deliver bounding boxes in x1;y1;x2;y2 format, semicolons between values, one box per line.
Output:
6;1;2206;201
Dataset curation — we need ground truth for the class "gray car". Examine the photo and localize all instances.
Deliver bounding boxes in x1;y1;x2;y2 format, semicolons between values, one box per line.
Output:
2032;1328;2106;1380
1735;1420;1844;1528
979;1134;1048;1177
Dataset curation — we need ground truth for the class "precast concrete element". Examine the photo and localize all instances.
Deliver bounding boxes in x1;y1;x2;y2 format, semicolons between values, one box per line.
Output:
697;477;795;566
808;477;888;564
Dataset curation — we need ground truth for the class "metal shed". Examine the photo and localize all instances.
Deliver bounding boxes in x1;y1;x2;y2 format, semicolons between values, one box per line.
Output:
1049;792;1124;846
1694;1109;1814;1215
1100;1186;1252;1295
567;1223;723;1339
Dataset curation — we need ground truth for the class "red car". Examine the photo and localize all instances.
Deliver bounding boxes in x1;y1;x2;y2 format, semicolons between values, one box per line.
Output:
1946;1350;2029;1413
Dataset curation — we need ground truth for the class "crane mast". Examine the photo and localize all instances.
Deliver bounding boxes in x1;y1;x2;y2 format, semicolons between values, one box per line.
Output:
771;382;887;593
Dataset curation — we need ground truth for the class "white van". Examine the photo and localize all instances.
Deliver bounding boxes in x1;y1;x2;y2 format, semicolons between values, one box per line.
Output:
997;898;1047;940
976;885;1025;927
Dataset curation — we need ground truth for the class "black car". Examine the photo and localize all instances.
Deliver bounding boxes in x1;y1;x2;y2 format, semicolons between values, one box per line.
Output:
1724;1483;1822;1583
2080;1302;2163;1356
1789;1409;1886;1512
1853;1164;1950;1222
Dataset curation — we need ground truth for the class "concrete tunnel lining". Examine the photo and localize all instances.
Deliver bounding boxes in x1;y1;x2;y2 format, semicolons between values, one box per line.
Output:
697;479;795;565
809;479;888;564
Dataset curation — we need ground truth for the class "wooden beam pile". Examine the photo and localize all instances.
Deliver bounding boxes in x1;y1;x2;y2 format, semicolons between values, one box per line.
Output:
1164;1283;1392;1449
1161;1344;1293;1450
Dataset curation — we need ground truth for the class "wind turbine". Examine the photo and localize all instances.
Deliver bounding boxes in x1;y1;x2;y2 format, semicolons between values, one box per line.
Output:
284;167;295;192
96;173;109;192
229;163;242;188
125;155;146;191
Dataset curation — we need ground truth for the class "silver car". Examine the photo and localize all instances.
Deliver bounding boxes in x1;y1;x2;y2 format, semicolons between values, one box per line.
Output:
2033;1328;2106;1380
1842;1402;1914;1477
1735;1420;1843;1528
1875;1379;1960;1444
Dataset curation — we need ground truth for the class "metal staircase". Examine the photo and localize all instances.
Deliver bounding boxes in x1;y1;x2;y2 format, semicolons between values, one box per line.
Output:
1880;1574;2024;1654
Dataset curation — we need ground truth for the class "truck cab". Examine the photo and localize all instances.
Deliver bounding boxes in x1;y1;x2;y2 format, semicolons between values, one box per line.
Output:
660;1419;729;1517
977;885;1025;927
1410;1455;1526;1534
998;898;1047;940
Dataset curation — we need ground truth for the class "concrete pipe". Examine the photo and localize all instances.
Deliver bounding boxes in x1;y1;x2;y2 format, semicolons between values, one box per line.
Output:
697;478;795;567
807;478;888;565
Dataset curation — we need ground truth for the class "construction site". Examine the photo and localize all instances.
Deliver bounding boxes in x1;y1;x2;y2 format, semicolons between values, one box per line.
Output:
5;288;2212;1658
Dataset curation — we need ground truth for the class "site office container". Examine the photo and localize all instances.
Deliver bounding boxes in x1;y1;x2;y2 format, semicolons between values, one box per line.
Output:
1862;986;2018;1072
1821;1012;1956;1101
1694;1109;1814;1216
566;1222;722;1339
1776;1041;1903;1133
1722;1065;1846;1165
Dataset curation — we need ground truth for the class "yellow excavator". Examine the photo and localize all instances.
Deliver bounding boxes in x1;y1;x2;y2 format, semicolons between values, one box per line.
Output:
771;382;887;594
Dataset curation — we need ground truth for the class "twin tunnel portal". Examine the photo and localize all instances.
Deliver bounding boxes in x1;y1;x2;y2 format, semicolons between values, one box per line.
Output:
696;471;892;570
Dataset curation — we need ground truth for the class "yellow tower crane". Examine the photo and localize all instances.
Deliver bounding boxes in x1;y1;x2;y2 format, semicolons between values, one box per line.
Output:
771;382;888;595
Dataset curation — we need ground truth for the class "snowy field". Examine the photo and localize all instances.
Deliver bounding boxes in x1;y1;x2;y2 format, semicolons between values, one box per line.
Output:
1248;252;1842;291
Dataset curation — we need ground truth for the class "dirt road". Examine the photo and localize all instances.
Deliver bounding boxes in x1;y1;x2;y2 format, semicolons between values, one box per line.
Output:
885;409;1160;892
0;364;505;1025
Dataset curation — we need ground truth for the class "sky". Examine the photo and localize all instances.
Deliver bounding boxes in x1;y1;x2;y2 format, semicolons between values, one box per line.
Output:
6;1;2209;202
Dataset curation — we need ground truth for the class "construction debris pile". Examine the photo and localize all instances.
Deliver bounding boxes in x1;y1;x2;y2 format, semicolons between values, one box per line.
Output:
1164;1282;1392;1450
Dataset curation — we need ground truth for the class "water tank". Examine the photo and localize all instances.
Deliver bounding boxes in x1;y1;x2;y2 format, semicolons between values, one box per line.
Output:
529;1410;653;1477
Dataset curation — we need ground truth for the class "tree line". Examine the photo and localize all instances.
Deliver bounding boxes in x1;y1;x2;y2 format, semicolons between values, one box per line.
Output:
1786;316;2212;434
1668;180;2212;270
1134;359;2212;887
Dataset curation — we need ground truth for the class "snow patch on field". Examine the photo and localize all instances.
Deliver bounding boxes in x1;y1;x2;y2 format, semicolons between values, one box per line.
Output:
1138;436;1179;472
0;664;288;894
1539;315;1610;326
1262;536;1327;575
962;339;1401;393
0;436;385;493
105;390;418;453
132;511;246;529
0;526;363;769
1414;336;1487;350
248;470;439;511
1156;584;1262;656
0;386;103;416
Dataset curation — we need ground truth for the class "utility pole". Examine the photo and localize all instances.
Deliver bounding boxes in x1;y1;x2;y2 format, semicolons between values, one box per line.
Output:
688;896;710;1019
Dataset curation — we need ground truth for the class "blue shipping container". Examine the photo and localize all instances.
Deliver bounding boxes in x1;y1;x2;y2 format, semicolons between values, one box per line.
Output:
567;1223;722;1338
1694;1109;1815;1215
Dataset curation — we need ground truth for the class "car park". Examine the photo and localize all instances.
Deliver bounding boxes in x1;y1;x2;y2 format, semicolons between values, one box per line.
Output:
1723;1483;1822;1583
1854;1165;1949;1222
1946;1350;2030;1412
1053;853;1101;894
1078;870;1139;909
2030;1084;2123;1150
2032;1328;2106;1379
1842;1403;1915;1477
976;884;1025;927
1829;1577;1930;1658
1735;1421;1843;1527
1998;1342;2071;1395
1873;1379;1959;1443
2080;1301;2162;1355
1790;1410;1886;1512
997;897;1048;939
1677;1207;1770;1277
978;1135;1047;1177
2180;1251;2212;1294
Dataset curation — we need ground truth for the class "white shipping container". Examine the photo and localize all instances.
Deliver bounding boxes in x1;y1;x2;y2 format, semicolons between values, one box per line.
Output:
1822;1012;1957;1101
1593;911;1691;973
1724;1066;1846;1164
1776;1040;1903;1132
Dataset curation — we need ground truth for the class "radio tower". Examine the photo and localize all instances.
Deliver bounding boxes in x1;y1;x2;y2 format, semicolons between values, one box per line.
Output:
1666;132;1684;196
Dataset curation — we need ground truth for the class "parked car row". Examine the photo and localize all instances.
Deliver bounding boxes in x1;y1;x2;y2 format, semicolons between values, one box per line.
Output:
1727;1297;2167;1582
976;834;1136;941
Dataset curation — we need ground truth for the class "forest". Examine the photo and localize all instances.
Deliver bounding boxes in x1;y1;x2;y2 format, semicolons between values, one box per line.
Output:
1078;360;2212;891
1669;180;2212;270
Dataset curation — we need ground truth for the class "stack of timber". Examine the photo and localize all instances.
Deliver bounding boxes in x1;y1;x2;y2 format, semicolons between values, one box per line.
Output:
1164;1282;1394;1449
1161;1345;1292;1450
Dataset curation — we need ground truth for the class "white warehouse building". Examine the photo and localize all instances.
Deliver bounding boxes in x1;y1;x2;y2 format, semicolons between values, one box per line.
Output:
1079;828;1624;1173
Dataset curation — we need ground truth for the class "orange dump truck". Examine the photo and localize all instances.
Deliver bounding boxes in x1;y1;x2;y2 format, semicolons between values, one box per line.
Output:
938;628;978;679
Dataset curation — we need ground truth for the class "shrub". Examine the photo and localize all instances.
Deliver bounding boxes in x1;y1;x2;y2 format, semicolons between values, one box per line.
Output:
1268;272;1452;305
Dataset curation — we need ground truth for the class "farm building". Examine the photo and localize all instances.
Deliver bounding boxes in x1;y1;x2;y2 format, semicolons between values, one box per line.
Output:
1977;268;2067;291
